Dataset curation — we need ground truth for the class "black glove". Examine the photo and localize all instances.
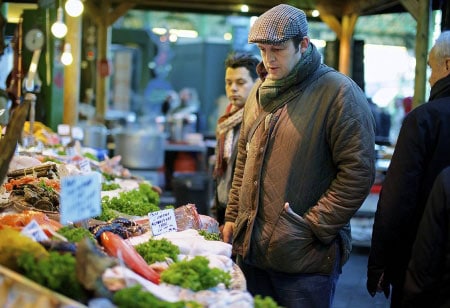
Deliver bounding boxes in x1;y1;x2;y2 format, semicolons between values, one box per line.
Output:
367;270;390;298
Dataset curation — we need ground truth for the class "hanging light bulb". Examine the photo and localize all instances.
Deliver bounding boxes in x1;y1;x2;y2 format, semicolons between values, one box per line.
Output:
61;43;73;65
65;0;84;17
51;7;68;38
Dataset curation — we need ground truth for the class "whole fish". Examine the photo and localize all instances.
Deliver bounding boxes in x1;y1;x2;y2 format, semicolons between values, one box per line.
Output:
99;231;160;284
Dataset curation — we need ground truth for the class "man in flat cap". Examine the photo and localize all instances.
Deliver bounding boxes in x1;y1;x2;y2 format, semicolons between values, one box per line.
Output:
222;4;376;307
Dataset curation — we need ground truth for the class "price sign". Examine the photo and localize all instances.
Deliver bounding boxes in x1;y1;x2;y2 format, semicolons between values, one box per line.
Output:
60;173;101;224
77;158;92;172
21;219;49;241
57;124;70;135
148;209;177;236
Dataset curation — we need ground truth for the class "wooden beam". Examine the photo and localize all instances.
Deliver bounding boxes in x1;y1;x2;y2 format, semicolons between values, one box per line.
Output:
319;12;342;39
108;2;135;26
84;1;101;24
400;0;420;20
339;13;359;76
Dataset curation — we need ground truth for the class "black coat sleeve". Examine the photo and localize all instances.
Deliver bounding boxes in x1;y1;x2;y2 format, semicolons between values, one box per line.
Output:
402;167;450;307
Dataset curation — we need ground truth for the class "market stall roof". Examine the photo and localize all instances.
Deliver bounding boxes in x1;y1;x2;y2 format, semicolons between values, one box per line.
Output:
1;0;445;123
2;0;443;17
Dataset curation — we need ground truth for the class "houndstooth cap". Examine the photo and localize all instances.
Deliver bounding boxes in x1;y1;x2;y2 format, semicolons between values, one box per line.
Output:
248;4;308;45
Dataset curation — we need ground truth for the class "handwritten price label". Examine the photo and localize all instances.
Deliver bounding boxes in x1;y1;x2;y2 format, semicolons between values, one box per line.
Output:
148;209;177;236
60;173;101;224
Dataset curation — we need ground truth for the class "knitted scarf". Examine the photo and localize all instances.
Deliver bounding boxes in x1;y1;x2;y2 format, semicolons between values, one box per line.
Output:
214;105;244;178
257;43;321;111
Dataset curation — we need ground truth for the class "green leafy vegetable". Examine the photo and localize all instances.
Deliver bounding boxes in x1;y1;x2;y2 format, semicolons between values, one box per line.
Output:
113;284;201;308
102;172;115;181
18;251;88;302
38;179;55;193
161;256;231;291
101;182;120;191
83;152;99;161
99;182;160;217
254;295;281;308
56;225;95;243
95;202;119;221
198;229;221;241
135;238;180;264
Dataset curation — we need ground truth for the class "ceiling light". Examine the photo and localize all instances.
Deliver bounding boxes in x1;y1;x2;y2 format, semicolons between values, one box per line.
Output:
224;33;232;40
240;5;249;13
169;34;178;42
65;0;84;17
51;7;67;38
152;27;167;35
311;10;320;18
61;43;73;65
169;29;198;38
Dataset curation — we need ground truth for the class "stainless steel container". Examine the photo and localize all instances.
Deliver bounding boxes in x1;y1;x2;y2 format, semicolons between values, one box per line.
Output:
82;123;108;149
114;128;165;169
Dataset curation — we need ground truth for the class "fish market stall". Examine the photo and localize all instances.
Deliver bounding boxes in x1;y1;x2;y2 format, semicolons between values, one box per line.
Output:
0;121;268;307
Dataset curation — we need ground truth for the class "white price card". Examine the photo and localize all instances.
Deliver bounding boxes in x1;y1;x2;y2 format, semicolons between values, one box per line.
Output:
21;219;49;242
78;158;92;172
57;124;71;135
60;173;101;224
148;209;177;236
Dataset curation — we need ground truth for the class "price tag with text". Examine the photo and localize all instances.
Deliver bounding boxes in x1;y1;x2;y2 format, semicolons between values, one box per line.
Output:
78;158;92;172
57;124;71;135
148;209;177;236
60;173;101;224
21;219;49;242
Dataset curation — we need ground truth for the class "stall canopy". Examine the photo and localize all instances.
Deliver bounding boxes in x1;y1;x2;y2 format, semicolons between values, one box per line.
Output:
1;0;448;123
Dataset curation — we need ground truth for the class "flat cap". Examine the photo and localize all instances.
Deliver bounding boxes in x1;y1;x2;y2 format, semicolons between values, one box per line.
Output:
248;4;308;44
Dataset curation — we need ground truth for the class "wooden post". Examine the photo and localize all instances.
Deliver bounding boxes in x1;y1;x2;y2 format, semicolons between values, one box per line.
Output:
400;0;432;108
63;13;82;126
95;0;111;122
339;14;358;76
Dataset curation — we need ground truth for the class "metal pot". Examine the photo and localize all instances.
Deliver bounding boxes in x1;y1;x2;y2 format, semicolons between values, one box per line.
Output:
114;128;165;169
82;123;108;149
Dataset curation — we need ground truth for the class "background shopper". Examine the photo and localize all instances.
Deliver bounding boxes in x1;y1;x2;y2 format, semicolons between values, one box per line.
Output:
212;52;259;227
367;30;450;307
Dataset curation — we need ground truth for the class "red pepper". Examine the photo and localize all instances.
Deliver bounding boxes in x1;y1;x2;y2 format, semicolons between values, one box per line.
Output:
100;231;161;284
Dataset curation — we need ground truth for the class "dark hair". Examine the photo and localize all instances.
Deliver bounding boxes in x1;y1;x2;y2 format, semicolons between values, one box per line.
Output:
291;35;303;53
224;52;259;80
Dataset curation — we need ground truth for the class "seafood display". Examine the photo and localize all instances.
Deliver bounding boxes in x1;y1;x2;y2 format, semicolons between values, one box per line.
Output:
99;231;161;285
0;122;252;307
0;210;62;232
89;217;147;240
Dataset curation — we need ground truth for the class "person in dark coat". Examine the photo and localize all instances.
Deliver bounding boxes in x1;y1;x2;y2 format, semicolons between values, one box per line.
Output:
367;30;450;307
402;166;450;308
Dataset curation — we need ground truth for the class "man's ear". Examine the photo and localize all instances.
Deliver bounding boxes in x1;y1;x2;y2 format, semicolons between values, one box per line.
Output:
445;58;450;72
300;37;310;53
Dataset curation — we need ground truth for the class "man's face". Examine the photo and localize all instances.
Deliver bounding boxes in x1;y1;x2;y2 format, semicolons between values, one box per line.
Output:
428;46;450;87
257;39;303;80
225;66;255;109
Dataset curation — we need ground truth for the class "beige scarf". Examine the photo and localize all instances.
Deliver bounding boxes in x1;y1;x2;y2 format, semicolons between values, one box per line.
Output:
214;106;244;178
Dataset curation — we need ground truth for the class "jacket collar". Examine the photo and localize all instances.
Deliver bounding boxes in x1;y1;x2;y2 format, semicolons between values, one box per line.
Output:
429;74;450;100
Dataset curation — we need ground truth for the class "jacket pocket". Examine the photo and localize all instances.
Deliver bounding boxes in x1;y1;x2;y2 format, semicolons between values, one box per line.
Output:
265;205;333;273
232;213;249;250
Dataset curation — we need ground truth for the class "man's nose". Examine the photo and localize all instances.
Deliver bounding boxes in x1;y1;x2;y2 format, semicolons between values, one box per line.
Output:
265;51;275;62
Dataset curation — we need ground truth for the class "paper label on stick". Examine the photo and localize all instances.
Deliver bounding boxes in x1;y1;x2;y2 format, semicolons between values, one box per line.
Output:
148;209;177;236
60;173;101;224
